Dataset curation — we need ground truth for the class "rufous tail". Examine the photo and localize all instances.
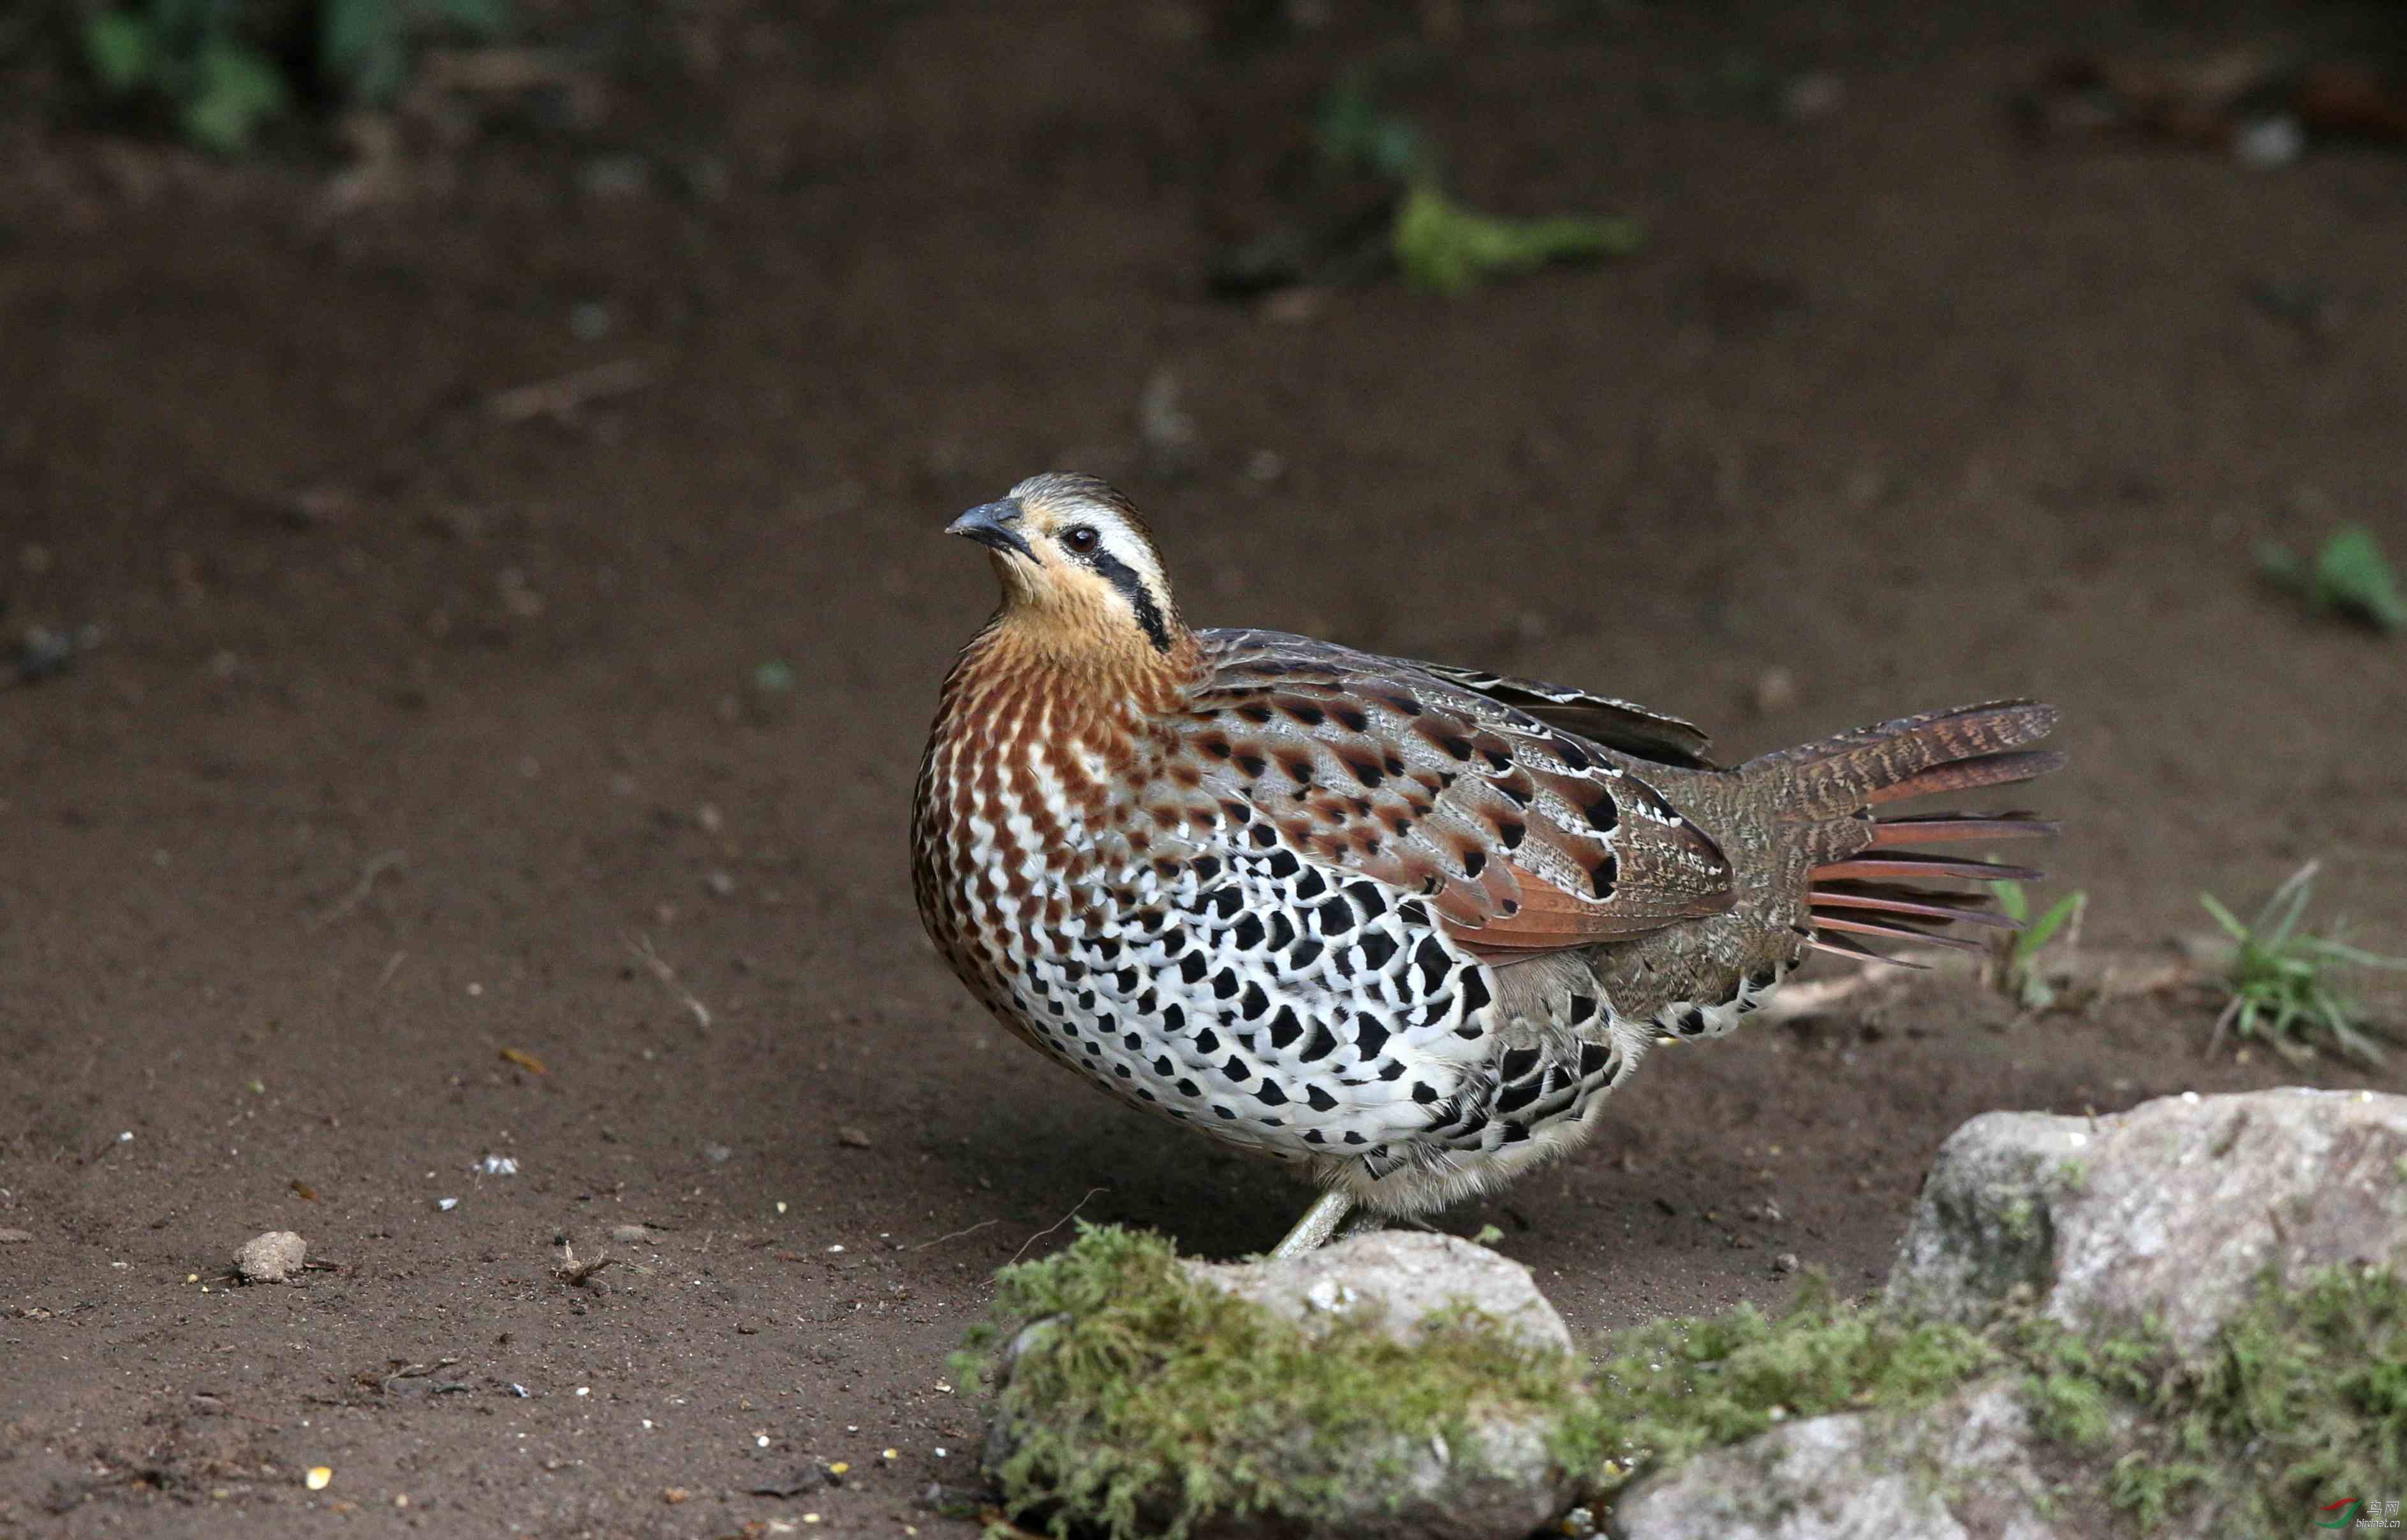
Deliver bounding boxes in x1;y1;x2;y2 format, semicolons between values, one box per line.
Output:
1743;700;2065;966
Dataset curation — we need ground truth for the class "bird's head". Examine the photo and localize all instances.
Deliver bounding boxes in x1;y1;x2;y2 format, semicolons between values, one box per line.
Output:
947;473;1188;668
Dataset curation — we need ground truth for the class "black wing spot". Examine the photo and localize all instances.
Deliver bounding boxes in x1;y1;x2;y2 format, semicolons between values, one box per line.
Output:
1268;1006;1305;1050
1591;852;1620;900
1300;1023;1340;1062
1498;1046;1540;1081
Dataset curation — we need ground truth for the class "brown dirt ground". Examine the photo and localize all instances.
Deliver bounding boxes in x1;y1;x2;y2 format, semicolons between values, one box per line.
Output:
4;3;2407;1536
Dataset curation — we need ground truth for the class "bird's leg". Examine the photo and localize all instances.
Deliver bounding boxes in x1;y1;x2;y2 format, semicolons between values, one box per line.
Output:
1267;1189;1355;1259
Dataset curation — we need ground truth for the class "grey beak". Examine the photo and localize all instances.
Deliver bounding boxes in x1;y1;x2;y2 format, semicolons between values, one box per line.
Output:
946;499;1033;561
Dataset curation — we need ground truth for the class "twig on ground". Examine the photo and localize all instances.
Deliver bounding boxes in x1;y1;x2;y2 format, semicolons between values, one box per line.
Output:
1010;1187;1106;1265
915;1218;1001;1251
485;358;649;425
310;850;407;929
626;933;713;1032
1747;969;1890;1025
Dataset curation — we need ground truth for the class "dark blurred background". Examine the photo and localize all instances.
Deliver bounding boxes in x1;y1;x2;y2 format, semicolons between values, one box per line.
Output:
4;3;2405;1533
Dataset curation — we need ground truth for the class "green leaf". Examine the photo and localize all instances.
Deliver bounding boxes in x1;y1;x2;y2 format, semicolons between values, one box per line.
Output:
82;12;156;94
2311;527;2406;632
179;42;288;154
1394;184;1642;296
2200;891;2249;945
2014;891;2086;967
1991;879;2029;925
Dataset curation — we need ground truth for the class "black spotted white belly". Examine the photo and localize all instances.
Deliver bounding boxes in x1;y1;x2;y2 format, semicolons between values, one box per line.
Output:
973;806;1520;1168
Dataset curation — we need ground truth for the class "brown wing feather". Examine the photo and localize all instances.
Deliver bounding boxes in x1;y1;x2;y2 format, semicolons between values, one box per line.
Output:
1411;661;1719;768
1186;631;1733;958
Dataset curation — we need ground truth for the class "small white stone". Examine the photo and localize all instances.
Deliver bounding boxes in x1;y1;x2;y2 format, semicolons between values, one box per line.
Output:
234;1231;307;1284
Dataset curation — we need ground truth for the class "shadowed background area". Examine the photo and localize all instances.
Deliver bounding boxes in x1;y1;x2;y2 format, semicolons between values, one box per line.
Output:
3;1;2404;1533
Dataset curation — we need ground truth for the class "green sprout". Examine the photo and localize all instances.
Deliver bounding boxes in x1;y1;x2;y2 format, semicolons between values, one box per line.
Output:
1987;879;2087;1011
2200;860;2407;1066
1307;68;1642;295
1394;185;1643;295
2260;527;2406;633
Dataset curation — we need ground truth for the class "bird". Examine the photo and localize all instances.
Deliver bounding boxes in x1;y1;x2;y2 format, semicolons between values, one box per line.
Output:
911;473;2063;1257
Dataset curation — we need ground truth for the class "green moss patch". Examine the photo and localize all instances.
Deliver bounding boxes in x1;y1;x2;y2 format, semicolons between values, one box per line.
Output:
1584;1277;2001;1481
959;1224;1603;1539
959;1227;2407;1538
2021;1263;2407;1531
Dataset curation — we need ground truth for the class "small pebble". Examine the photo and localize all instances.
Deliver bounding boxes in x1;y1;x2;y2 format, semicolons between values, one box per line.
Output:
610;1224;654;1244
1772;1252;1801;1274
703;1143;733;1166
836;1126;873;1149
0;1228;31;1244
234;1230;307;1284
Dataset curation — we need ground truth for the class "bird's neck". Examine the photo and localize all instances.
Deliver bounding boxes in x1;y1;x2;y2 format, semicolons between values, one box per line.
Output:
931;613;1198;797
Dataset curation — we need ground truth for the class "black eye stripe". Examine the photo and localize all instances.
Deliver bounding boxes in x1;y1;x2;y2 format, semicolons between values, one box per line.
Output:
1077;546;1174;654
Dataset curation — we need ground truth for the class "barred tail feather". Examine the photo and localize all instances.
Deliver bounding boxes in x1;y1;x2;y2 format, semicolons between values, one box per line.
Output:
1744;700;2066;967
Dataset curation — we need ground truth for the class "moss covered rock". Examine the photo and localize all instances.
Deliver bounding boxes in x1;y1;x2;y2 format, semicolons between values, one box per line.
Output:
1888;1089;2407;1350
967;1226;1598;1539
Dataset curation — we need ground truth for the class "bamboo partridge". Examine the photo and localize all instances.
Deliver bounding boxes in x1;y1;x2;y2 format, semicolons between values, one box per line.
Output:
911;473;2063;1255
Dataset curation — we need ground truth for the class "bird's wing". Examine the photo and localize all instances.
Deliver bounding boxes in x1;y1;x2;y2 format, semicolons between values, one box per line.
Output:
1184;630;1733;960
1410;662;1718;768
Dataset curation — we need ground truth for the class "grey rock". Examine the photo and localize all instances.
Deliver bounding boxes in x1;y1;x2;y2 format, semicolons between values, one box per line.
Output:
1615;1089;2406;1537
988;1230;1581;1540
233;1230;307;1284
1188;1229;1573;1354
1887;1088;2407;1349
1611;1379;2103;1540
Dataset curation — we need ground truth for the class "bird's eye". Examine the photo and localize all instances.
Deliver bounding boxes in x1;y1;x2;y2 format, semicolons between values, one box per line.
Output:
1064;525;1100;554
